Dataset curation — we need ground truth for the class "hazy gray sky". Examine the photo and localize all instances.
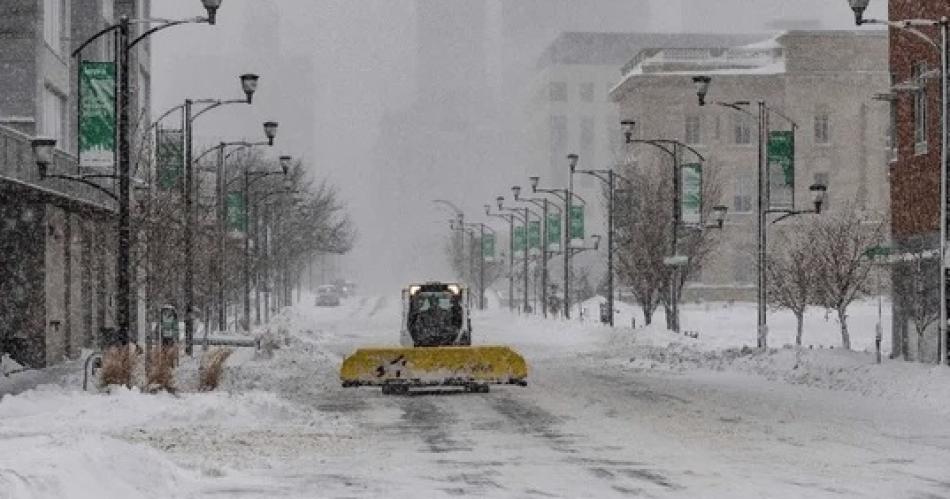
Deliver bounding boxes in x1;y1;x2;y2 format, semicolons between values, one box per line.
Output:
151;0;887;288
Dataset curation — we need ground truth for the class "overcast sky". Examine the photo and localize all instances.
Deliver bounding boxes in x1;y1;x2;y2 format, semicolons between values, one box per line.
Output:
151;0;888;289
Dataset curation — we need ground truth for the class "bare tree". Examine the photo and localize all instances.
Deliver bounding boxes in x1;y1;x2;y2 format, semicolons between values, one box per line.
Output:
612;160;723;330
890;247;939;361
808;205;886;350
766;229;817;346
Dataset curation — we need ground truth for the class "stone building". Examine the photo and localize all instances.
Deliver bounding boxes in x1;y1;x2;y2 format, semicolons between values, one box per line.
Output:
526;32;761;286
0;0;151;367
609;30;890;301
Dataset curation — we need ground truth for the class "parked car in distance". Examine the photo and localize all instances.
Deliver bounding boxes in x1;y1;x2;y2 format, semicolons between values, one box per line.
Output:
316;285;341;307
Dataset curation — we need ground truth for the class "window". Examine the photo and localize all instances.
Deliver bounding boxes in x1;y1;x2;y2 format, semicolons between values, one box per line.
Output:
579;82;595;103
734;114;752;145
550;82;567;102
550;115;568;169
814;109;830;144
685;115;701;145
579;116;595;186
43;0;62;53
733;175;753;213
913;63;928;152
42;86;65;149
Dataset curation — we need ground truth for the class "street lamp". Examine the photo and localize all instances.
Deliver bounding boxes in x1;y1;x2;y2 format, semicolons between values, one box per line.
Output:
531;172;585;319
240;74;259;104
47;1;218;349
847;0;871;25
711;205;729;230
30;138;56;179
263;121;279;146
515;182;562;319
694;75;824;348
279;155;293;175
486;203;517;312
498;196;535;314
201;0;223;24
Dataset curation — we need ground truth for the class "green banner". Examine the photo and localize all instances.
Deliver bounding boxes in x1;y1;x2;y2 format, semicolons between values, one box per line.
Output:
528;220;542;251
569;205;584;241
546;213;561;251
513;226;526;256
226;192;247;232
767;130;795;210
482;234;495;260
156;128;183;191
79;61;115;169
681;162;702;225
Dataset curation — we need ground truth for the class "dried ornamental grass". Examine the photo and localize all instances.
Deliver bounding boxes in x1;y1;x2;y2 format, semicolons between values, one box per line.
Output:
147;346;177;393
199;348;233;391
99;346;135;388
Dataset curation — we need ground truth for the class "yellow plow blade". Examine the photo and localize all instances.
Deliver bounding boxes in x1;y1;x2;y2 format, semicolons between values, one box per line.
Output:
340;346;528;387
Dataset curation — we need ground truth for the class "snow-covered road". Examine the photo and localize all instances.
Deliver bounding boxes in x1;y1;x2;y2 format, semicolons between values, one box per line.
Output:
3;296;950;498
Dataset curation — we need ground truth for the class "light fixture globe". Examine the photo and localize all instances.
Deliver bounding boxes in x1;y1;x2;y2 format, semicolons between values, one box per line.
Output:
31;137;56;179
279;155;292;175
496;196;504;211
620;120;636;143
848;0;870;24
567;153;579;172
712;205;728;228
201;0;222;25
263;121;278;145
240;74;259;104
809;183;828;213
692;75;712;106
512;185;522;200
529;176;540;191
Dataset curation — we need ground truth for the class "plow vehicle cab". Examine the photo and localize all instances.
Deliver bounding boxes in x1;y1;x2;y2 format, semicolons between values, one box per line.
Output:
340;282;527;395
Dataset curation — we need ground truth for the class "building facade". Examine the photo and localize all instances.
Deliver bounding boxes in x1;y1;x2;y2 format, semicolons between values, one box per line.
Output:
610;30;890;301
0;0;151;367
887;0;948;362
527;32;761;284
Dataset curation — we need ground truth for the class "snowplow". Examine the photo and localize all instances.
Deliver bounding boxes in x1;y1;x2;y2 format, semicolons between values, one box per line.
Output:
340;282;528;394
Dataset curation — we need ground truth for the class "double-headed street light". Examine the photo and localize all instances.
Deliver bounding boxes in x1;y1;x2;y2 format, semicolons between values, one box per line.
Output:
497;195;537;313
514;185;562;318
693;75;827;348
33;1;220;349
847;0;948;365
485;204;518;312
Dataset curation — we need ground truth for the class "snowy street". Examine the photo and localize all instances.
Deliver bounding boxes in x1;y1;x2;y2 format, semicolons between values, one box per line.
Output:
3;296;950;498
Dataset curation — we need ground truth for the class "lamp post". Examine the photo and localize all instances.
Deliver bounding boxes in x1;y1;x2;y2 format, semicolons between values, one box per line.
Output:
693;76;827;348
180;75;260;353
486;204;518;312
239;127;284;332
848;0;948;365
531;169;586;319
497;196;535;313
461;221;494;311
34;1;220;349
619;120;710;333
515;185;562;318
569;166;633;326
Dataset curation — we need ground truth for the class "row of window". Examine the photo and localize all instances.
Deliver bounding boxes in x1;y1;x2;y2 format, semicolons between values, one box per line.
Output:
680;112;831;146
549;81;613;103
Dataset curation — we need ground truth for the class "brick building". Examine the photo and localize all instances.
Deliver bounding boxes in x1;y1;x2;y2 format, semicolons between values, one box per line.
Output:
887;0;949;361
0;0;151;367
610;31;891;301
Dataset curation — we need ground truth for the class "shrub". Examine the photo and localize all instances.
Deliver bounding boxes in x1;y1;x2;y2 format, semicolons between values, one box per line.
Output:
199;348;233;391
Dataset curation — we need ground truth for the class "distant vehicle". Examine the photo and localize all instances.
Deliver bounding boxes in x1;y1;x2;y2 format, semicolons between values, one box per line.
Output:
315;285;341;307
